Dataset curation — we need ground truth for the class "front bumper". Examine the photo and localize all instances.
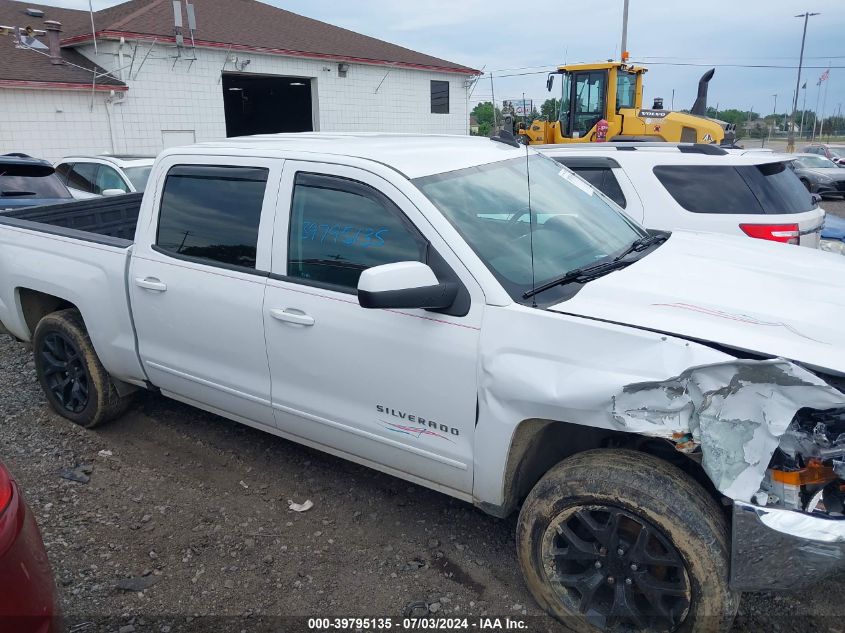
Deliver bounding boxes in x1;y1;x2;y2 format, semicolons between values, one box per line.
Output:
731;500;845;591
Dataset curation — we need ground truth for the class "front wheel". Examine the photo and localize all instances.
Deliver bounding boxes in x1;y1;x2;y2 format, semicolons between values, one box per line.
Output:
516;449;738;632
33;309;131;428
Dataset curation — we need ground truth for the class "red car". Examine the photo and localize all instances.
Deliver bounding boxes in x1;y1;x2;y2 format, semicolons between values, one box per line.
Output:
0;461;58;633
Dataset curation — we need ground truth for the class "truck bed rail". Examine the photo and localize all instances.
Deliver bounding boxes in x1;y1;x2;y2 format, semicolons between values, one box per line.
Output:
0;194;142;242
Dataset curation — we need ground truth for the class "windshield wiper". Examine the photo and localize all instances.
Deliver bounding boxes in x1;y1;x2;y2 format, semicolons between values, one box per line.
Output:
0;190;37;197
522;233;668;301
611;233;668;262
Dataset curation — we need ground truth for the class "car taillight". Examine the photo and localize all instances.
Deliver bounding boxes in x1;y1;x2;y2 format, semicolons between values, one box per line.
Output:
0;464;12;516
739;223;800;244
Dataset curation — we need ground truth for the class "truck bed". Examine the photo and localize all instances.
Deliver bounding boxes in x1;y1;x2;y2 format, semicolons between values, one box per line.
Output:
0;193;142;246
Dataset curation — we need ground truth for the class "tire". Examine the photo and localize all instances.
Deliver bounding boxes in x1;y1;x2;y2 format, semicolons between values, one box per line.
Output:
33;308;131;428
516;449;739;633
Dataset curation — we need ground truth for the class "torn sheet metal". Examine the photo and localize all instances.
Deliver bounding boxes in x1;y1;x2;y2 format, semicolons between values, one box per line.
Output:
612;359;845;501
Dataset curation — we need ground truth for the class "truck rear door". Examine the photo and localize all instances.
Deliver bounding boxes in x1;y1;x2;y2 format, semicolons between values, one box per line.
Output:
128;156;282;427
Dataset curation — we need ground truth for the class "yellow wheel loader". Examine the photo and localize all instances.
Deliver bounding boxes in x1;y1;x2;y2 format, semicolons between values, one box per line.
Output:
517;62;734;146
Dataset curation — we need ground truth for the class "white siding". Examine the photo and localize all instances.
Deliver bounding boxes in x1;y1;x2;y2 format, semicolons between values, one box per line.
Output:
0;40;471;162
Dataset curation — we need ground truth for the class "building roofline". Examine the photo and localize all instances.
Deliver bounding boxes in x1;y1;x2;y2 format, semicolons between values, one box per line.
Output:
0;78;129;91
60;31;481;75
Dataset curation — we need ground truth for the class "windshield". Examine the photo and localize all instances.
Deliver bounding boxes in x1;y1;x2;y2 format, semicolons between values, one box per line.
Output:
123;165;152;191
413;155;645;305
0;173;71;198
797;155;837;169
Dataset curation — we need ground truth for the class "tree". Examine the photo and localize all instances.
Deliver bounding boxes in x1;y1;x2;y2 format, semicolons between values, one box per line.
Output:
470;101;502;136
540;98;560;121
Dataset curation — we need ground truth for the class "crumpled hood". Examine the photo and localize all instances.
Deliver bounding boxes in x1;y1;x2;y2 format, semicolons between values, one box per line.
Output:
549;231;845;375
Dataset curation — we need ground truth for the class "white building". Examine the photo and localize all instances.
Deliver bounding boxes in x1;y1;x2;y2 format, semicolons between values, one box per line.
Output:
0;0;479;162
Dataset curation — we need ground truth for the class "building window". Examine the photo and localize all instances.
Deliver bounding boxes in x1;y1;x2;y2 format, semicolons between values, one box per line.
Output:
156;165;269;269
431;80;450;114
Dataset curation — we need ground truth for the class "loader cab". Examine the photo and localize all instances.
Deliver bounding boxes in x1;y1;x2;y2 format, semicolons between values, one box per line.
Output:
550;63;645;142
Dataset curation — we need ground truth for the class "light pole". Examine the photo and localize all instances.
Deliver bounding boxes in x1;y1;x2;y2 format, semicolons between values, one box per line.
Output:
766;94;777;146
788;12;819;152
620;0;630;61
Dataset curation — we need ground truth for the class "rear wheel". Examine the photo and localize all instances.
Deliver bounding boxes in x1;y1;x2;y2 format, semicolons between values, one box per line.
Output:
33;309;131;428
516;449;738;632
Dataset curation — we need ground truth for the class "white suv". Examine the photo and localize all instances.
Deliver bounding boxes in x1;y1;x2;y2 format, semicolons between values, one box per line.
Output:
540;143;824;248
55;154;154;199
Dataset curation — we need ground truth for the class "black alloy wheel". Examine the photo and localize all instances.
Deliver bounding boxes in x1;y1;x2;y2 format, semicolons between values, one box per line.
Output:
542;505;691;632
40;331;90;413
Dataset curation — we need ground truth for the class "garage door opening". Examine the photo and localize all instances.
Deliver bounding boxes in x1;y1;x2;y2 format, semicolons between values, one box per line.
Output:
222;73;314;137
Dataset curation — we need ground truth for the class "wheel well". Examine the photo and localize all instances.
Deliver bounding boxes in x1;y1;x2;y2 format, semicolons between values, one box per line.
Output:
492;419;722;518
18;288;78;338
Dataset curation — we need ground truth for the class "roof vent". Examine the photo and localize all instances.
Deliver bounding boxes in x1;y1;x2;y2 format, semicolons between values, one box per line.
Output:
25;8;44;17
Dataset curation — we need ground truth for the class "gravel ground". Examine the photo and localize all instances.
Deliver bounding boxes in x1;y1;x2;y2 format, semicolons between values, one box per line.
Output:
4;208;845;632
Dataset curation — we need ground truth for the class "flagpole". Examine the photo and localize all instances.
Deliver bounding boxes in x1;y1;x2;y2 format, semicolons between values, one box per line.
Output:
821;66;830;141
799;83;807;140
812;78;822;142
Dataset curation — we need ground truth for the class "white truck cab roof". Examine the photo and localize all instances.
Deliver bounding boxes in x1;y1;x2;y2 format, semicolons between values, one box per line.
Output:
171;133;528;179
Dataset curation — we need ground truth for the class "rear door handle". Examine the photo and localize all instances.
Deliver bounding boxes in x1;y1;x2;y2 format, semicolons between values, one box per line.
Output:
270;308;315;326
135;277;167;292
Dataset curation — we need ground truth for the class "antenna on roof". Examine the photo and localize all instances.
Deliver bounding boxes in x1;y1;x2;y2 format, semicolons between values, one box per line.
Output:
172;0;184;50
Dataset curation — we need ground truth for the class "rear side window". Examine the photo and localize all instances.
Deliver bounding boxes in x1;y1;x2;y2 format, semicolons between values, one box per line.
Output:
287;173;427;292
156;165;268;270
569;167;627;208
653;163;814;214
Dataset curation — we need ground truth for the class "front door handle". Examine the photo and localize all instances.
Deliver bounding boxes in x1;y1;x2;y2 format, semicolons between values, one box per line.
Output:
135;277;167;292
270;308;315;326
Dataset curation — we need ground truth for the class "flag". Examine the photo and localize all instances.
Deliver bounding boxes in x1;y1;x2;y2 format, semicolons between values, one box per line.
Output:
802;82;807;89
820;69;830;83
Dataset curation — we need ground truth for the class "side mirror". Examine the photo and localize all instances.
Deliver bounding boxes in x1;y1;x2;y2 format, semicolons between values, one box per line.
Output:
357;262;457;311
812;193;822;205
101;188;126;197
546;73;555;93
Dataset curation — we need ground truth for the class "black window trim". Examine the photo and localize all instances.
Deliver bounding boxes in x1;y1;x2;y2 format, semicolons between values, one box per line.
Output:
152;163;270;273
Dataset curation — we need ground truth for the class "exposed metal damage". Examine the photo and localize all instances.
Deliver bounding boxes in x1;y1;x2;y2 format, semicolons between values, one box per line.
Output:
611;359;845;502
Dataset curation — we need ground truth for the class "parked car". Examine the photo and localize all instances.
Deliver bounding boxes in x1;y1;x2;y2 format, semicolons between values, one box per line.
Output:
55;155;154;199
4;134;845;630
0;153;73;212
789;153;845;198
802;143;845;166
0;460;58;632
820;212;845;255
540;142;824;247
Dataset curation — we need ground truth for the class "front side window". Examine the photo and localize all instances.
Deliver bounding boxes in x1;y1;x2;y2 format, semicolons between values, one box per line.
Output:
155;165;268;269
654;163;814;214
570;71;607;138
431;80;450;114
414;155;643;305
67;163;99;193
568;166;627;208
287;173;427;292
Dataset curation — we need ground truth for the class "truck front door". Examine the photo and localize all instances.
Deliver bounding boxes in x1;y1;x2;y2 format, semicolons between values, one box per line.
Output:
262;162;483;496
128;156;282;427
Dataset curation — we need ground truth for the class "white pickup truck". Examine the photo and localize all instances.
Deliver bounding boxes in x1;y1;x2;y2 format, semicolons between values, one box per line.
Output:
3;133;845;631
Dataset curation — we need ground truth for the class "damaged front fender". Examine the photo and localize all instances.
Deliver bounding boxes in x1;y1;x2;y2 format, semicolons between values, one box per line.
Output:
612;359;845;501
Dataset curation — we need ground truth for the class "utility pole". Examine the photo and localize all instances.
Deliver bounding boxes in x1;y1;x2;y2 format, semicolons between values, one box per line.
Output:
489;73;497;131
788;12;819;152
620;0;630;61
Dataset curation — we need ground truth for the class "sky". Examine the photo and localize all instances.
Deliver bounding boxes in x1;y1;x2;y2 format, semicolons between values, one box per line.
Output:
39;0;845;119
